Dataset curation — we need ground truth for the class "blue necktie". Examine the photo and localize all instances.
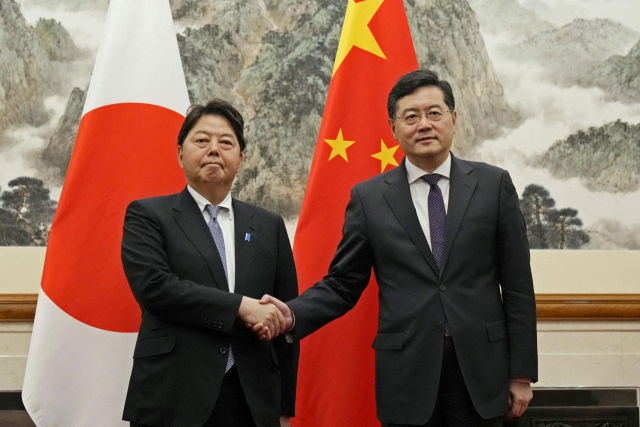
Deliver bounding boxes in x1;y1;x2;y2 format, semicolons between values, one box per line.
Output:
421;174;451;337
205;204;235;372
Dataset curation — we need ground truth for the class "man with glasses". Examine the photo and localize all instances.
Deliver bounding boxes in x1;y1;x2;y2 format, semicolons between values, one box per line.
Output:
261;69;537;427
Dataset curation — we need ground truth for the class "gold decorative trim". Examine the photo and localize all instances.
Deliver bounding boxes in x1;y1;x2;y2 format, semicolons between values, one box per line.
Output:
0;294;38;321
0;294;639;321
536;294;640;320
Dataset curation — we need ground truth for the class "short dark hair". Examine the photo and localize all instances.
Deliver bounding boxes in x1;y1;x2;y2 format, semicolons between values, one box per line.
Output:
387;69;455;118
177;99;246;152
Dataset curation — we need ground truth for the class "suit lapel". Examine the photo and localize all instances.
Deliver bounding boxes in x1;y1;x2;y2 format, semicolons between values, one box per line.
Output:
439;155;477;277
383;162;440;276
232;199;257;296
172;187;229;291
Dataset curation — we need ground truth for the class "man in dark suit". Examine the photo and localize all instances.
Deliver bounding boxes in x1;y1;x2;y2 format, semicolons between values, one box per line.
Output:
121;99;299;427
261;69;537;426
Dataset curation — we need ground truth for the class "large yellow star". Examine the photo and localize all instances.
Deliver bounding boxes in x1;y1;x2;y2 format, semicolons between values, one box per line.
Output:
332;0;387;76
325;129;356;161
371;139;399;172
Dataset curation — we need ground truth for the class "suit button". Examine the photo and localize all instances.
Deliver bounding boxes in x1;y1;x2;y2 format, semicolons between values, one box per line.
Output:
436;325;443;332
220;348;227;355
439;285;446;292
218;324;223;329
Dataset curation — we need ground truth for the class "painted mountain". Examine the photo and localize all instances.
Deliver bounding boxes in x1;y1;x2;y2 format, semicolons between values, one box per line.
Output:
41;87;86;179
4;0;639;249
578;38;640;104
537;120;640;193
467;0;555;43
0;0;59;141
502;18;639;86
41;0;516;216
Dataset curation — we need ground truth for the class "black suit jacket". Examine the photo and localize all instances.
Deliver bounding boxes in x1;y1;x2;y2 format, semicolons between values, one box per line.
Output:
121;187;299;427
288;155;537;425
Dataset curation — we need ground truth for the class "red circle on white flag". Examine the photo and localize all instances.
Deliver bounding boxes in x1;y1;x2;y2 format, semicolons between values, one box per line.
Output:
42;103;186;333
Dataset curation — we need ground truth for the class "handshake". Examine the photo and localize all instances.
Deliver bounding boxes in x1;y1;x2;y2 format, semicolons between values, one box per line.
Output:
237;295;293;341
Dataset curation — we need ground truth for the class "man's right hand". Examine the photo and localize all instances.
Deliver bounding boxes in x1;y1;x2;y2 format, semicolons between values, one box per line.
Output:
237;296;285;341
251;295;294;341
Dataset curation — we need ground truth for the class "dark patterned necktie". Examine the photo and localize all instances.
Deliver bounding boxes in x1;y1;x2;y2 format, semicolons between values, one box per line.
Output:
205;204;235;371
421;174;451;337
422;174;446;266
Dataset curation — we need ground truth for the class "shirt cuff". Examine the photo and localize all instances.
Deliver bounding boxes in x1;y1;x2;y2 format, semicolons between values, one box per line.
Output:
284;307;295;343
510;378;532;383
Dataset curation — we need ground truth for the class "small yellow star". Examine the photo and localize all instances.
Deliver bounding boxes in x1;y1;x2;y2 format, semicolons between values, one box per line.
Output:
325;129;356;162
333;0;387;76
371;139;399;172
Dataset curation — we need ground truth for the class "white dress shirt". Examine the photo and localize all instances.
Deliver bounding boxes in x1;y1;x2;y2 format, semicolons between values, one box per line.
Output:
187;185;236;293
405;153;451;250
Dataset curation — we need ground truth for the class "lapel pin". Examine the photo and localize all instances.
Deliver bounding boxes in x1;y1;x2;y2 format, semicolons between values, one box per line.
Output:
245;233;251;242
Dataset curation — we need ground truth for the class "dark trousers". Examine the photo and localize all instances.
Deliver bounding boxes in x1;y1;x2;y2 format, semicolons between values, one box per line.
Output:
131;366;257;427
383;337;503;427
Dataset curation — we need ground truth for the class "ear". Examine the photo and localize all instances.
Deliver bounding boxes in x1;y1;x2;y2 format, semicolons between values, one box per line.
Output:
451;110;457;133
236;152;244;174
177;145;184;169
388;118;397;140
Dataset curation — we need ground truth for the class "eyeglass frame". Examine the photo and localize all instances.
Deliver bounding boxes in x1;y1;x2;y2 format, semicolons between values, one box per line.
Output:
392;109;454;125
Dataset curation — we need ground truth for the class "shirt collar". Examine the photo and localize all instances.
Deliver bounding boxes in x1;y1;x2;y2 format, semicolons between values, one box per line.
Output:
187;185;233;213
405;152;452;184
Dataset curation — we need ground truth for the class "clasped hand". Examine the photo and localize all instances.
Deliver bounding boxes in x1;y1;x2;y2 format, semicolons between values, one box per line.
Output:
237;295;293;341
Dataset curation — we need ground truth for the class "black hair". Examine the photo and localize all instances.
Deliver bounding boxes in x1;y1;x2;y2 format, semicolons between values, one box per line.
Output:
177;99;246;152
387;69;455;118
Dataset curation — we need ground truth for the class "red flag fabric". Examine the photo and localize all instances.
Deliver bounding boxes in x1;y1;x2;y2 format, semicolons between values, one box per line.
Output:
292;0;418;425
22;0;190;425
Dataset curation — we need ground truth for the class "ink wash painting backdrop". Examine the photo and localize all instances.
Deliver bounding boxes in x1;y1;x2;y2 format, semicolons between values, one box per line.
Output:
1;0;639;250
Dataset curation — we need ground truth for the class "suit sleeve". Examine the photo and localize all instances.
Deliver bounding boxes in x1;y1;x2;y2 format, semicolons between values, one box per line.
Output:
272;216;300;416
288;185;374;341
497;170;539;382
121;200;243;334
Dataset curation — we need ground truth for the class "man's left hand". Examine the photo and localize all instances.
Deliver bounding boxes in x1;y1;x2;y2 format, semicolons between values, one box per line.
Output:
279;415;290;427
506;380;533;420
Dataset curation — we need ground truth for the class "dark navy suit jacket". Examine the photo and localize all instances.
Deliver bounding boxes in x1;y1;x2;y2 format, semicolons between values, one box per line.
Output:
288;155;537;425
121;187;299;427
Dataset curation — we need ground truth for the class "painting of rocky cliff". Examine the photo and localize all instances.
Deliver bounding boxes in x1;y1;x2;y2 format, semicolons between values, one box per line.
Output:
467;0;640;250
0;0;638;249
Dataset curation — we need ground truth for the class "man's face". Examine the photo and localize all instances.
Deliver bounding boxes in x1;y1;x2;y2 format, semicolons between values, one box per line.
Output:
177;114;243;190
389;85;457;164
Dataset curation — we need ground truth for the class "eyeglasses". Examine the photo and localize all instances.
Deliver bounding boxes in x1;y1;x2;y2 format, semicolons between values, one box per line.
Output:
393;110;453;125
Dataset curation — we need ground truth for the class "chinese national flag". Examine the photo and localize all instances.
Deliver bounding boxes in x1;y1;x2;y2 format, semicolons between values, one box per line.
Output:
292;0;418;426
